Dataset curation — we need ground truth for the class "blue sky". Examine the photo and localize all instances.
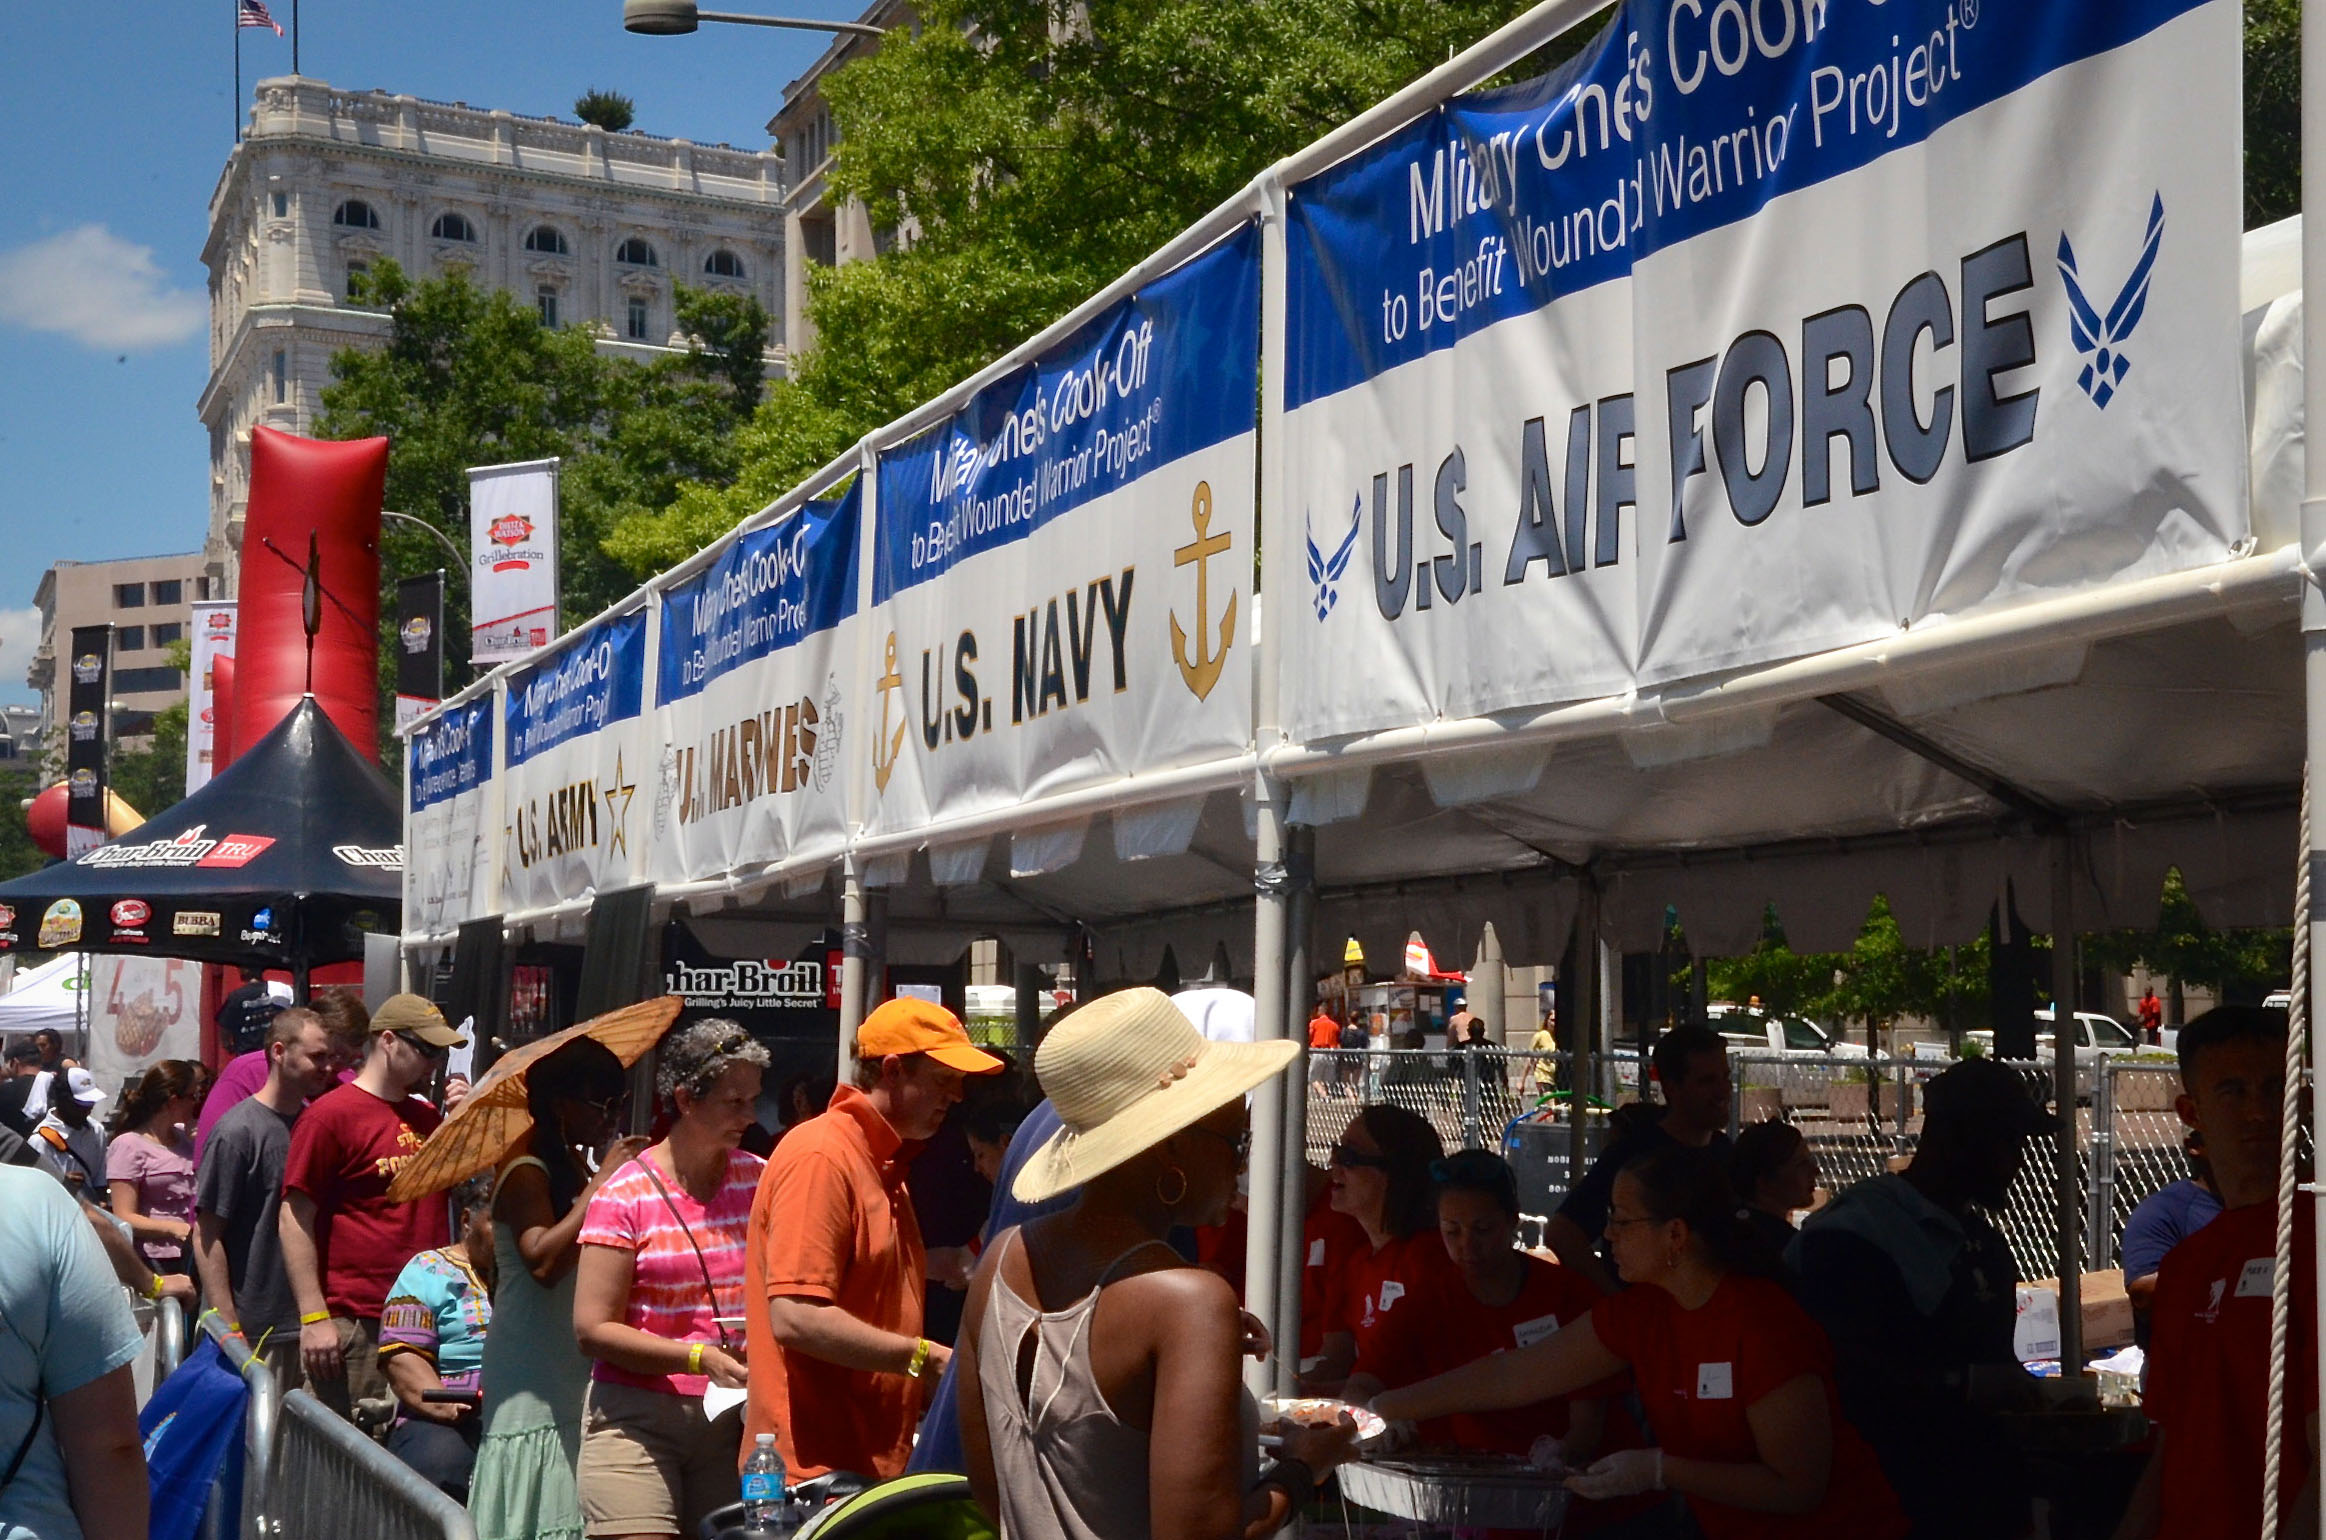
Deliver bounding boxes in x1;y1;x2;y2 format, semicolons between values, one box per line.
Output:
0;0;855;704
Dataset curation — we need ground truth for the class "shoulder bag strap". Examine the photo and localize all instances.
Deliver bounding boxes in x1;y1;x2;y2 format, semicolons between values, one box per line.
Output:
0;1400;40;1497
634;1153;736;1350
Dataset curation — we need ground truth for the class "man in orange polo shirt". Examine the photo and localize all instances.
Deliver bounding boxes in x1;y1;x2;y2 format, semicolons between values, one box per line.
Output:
744;998;1002;1480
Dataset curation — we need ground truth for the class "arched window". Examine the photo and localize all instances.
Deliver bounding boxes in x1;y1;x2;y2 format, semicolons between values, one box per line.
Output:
524;225;569;256
332;199;380;230
431;211;478;243
615;237;659;268
703;248;746;280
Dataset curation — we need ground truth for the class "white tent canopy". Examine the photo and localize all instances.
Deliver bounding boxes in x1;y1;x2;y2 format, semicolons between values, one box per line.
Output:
0;954;86;1044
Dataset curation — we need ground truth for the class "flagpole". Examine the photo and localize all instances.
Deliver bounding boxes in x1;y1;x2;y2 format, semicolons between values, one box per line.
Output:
233;0;242;143
292;0;299;76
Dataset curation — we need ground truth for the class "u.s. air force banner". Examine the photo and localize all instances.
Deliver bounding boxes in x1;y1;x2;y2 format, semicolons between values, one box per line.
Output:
405;695;495;939
648;485;859;884
1283;0;2242;739
865;225;1259;839
501;610;648;912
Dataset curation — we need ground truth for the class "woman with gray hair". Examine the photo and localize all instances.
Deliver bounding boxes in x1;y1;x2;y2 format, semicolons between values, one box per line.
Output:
573;1020;769;1540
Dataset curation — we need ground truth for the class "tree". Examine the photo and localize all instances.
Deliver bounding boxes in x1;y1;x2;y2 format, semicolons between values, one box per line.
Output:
574;90;636;134
2083;868;2290;1023
0;767;52;882
2247;0;2298;228
606;0;1576;571
315;262;770;759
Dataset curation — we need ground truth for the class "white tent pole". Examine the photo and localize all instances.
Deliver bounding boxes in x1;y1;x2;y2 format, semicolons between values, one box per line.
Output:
2050;838;2083;1376
838;854;867;1081
2301;0;2326;1530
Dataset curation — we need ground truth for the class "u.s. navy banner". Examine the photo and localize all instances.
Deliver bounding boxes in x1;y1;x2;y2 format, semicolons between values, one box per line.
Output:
405;695;495;938
1283;0;2242;739
865;225;1260;838
648;485;859;884
501;610;649;912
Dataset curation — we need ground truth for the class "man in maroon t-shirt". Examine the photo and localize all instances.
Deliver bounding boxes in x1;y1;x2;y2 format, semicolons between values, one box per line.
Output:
279;993;463;1421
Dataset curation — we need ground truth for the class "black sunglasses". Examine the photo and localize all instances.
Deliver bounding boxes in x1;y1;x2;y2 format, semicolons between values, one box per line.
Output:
396;1031;449;1060
1330;1144;1393;1171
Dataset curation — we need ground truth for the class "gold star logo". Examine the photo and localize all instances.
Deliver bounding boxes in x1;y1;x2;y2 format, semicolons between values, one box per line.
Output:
603;750;637;859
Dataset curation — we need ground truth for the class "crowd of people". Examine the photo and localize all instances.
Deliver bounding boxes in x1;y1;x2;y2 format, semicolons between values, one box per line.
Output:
0;972;2312;1540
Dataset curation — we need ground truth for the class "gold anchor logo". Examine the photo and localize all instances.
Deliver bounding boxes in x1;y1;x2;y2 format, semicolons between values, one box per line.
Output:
1170;482;1236;702
871;632;907;792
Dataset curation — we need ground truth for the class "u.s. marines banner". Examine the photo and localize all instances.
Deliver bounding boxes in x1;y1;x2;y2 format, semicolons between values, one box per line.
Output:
1283;0;2243;739
648;486;859;884
864;225;1261;840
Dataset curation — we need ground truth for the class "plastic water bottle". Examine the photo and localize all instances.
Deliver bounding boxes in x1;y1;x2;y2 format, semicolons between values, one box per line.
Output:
741;1433;786;1536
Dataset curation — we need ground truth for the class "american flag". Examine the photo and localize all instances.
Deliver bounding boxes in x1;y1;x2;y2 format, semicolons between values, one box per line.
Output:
238;0;284;35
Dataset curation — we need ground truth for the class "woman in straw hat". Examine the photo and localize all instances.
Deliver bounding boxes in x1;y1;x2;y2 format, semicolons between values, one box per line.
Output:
956;987;1356;1540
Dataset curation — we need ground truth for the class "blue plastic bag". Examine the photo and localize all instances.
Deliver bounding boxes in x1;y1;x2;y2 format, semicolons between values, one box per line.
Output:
137;1336;248;1540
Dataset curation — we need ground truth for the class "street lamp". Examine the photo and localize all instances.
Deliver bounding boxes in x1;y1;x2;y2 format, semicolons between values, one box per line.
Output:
622;0;886;38
381;511;467;580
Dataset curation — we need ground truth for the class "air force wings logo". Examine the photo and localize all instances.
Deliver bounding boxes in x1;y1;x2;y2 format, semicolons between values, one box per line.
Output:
1307;499;1360;621
2057;192;2163;410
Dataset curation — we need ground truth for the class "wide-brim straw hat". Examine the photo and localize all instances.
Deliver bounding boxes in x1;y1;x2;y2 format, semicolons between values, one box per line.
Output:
1013;986;1298;1203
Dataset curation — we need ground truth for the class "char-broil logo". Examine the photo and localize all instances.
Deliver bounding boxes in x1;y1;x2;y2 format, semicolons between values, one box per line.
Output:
1307;499;1360;622
2057;192;2162;411
81;825;273;869
331;843;403;870
400;615;434;654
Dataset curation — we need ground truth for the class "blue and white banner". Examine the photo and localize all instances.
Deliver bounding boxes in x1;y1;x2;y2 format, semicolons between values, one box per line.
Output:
501;610;650;912
648;486;860;885
405;696;496;938
865;226;1261;840
1282;0;2243;739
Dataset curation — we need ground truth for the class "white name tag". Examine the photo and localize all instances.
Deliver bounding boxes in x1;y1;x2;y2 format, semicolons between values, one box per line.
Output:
1377;1280;1406;1311
1512;1312;1562;1349
1697;1362;1735;1400
2237;1258;2277;1299
1307;1237;1325;1267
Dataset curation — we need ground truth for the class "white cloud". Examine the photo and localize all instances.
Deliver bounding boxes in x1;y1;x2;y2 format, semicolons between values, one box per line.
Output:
0;226;204;351
0;608;42;705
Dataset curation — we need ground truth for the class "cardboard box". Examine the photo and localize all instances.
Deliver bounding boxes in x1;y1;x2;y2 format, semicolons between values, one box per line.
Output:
2023;1270;2136;1355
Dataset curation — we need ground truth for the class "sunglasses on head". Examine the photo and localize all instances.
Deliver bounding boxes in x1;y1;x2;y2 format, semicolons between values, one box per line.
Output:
1330;1144;1393;1170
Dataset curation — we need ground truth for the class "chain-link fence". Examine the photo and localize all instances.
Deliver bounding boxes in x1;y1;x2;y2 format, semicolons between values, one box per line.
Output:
1301;1047;2214;1283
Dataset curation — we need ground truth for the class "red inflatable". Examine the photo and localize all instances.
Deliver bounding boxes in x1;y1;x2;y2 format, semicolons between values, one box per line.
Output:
233;427;386;757
212;652;237;770
25;783;143;860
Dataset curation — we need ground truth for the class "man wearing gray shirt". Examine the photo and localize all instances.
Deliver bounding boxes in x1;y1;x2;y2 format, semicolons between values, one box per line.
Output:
193;1006;339;1381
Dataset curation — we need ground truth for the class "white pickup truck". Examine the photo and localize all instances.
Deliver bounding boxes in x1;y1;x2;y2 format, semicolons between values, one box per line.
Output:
1709;1006;1877;1060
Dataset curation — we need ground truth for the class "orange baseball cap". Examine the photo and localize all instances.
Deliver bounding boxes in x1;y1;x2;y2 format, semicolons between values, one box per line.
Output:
858;997;1004;1074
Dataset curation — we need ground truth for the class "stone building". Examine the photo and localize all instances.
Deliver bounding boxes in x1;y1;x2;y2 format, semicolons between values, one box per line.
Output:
770;1;916;354
199;77;789;594
28;554;213;756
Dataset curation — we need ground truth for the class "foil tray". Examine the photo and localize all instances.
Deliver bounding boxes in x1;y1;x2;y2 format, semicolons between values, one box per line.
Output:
1337;1456;1571;1530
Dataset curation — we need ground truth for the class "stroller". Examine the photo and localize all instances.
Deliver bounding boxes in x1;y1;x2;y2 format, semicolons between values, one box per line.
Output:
700;1471;997;1540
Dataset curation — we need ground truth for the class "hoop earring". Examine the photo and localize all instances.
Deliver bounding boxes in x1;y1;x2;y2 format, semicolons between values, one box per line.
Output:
1156;1164;1189;1208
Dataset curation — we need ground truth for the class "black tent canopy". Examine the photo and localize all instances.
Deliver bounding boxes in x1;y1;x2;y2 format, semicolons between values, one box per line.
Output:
0;698;401;977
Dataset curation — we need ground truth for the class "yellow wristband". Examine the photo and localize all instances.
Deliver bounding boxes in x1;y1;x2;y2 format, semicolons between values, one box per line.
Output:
299;1310;331;1326
689;1342;704;1375
144;1273;166;1300
906;1337;931;1379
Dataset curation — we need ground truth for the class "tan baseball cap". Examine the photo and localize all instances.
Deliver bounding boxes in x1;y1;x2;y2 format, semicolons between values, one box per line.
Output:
370;994;467;1049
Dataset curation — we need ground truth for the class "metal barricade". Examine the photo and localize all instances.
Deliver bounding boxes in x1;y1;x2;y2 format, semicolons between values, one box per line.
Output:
153;1295;188;1384
263;1388;475;1540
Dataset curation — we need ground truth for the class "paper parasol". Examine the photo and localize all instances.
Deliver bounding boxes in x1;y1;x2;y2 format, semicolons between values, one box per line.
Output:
386;996;683;1202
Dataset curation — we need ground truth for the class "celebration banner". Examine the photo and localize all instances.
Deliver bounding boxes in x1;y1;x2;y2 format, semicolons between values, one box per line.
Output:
500;610;649;913
470;459;561;666
867;225;1261;838
1282;0;2243;739
405;694;496;939
185;602;236;794
649;486;859;885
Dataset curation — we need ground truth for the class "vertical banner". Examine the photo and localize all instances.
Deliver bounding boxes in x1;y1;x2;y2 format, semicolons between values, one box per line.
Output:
649;485;859;885
406;694;496;938
84;955;201;1086
64;625;110;858
501;610;649;913
1279;0;2242;736
866;225;1260;839
185;601;237;793
396;572;446;732
470;458;561;666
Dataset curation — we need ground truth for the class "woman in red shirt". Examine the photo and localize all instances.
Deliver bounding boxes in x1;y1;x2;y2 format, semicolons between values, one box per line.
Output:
1374;1146;1905;1540
1304;1104;1443;1390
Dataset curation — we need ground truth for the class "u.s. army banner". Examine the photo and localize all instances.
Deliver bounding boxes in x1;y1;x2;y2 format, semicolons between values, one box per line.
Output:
1282;0;2243;741
648;485;859;885
501;610;649;913
864;224;1260;840
405;694;495;939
